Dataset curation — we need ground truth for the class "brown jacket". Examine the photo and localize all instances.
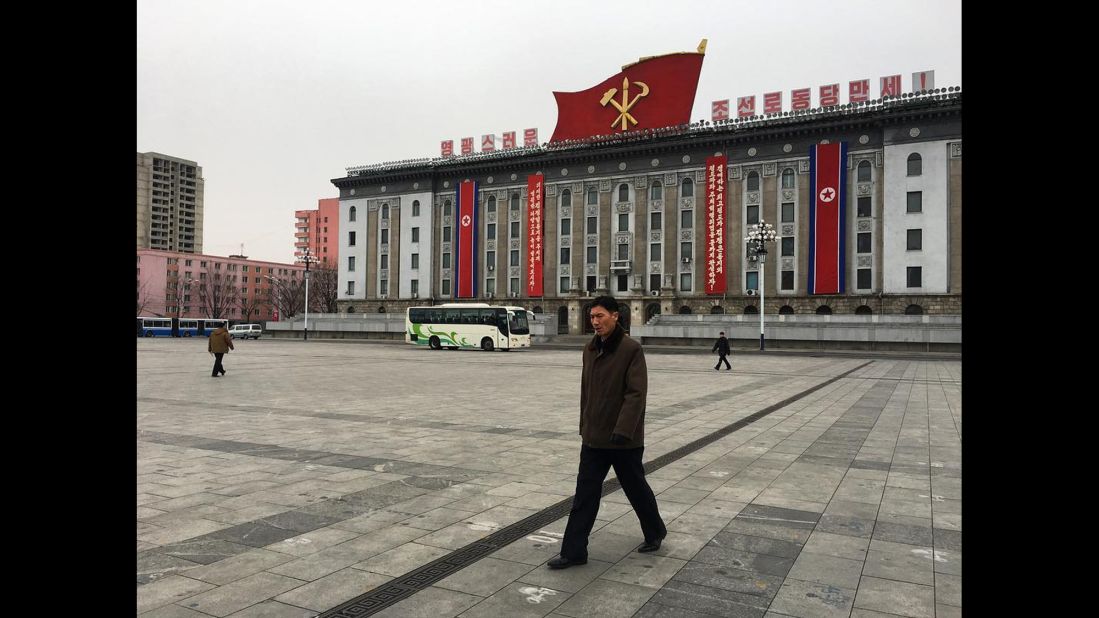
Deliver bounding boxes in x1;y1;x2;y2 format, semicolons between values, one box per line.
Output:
580;324;648;448
208;327;235;354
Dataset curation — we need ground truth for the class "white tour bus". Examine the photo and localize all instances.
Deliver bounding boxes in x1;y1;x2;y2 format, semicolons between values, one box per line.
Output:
405;303;531;351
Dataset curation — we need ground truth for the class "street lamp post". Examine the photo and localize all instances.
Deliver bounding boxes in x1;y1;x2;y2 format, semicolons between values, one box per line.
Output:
746;220;776;350
297;248;319;341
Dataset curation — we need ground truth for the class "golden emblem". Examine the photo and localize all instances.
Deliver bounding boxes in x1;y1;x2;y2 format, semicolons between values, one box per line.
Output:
600;77;650;131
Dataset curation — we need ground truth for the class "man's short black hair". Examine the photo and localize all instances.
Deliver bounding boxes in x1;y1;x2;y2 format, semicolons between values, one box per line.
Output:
591;295;619;314
719;331;725;335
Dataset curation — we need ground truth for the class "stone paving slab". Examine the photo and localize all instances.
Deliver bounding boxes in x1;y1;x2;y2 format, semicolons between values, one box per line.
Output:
138;339;961;616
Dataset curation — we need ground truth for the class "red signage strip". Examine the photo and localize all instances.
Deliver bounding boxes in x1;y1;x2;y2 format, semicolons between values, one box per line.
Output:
705;155;727;295
526;175;544;297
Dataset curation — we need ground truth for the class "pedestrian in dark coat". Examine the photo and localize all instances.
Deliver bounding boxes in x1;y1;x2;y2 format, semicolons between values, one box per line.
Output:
712;331;731;370
208;326;234;377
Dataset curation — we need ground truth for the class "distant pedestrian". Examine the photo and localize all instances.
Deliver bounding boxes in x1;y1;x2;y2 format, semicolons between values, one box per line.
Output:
548;296;667;569
208;324;234;377
712;331;731;370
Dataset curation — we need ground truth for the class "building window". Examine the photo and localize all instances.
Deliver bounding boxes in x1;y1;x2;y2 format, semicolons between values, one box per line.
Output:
411;253;420;269
381;229;389;244
380;280;388;295
781;168;795;189
442;279;451;295
510;277;520;294
560;189;571;207
487;223;496;240
381;204;389;219
411;280;419;295
444;200;452;216
348;256;356;271
650;243;661;260
347;280;355;295
561;277;570;293
907;192;922;213
907;266;922;288
560;218;570;235
380;254;388;270
680;210;692;229
746;271;758;290
349;206;357;222
650;181;662;200
587;216;597;234
617;244;629;260
510;221;520;238
442;253;451;268
781;237;794;256
649;274;661;293
510;194;520;212
412;200;420;216
587;187;598;205
781;203;794;223
586;276;597;292
586;246;597;263
618;183;629;203
857;232;872;253
681;242;692;260
680;273;692;291
618;213;629;232
412;227;420;243
443;226;451;242
746;205;759;224
510;250;520;266
348;231;356;246
485;278;495;295
781;270;794;290
487;250;495;265
857;268;871;289
905;304;924;315
617;275;628;292
650;212;662;230
857;197;871;217
747;172;759;191
907;229;922;251
681;178;694;197
857;160;871;182
560;247;570;264
907;153;922;176
487;196;496;213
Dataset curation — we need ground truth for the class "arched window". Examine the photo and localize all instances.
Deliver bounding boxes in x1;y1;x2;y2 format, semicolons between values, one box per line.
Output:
857;161;871;182
587;187;598;205
710;305;725;314
781;168;795;189
560;189;571;208
487;196;496;213
747;172;759;191
855;305;873;315
744;305;759;315
645;303;661;321
378;306;386;313
650;181;662;200
618;183;629;203
444;200;452;216
779;305;795;315
681;178;694;197
381;204;389;220
907;153;922;176
510;194;520;212
412;200;420;216
905;304;924;315
349;206;357;222
816;305;833;315
678;305;692;315
346;305;355;314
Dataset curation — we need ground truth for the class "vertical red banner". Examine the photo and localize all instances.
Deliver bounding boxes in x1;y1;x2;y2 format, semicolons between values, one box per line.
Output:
705;155;727;294
808;143;847;295
526;175;544;297
455;180;478;297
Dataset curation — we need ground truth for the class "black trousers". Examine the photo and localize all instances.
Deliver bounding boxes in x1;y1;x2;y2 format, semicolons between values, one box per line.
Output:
560;444;666;560
715;353;731;369
212;353;225;376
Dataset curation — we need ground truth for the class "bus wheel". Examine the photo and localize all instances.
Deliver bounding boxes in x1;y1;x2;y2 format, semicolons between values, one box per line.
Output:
183;332;192;337
144;332;152;337
429;336;441;350
481;337;494;352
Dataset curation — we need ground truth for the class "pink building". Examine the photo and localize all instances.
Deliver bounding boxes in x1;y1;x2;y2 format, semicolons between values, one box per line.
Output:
137;249;304;321
295;198;340;268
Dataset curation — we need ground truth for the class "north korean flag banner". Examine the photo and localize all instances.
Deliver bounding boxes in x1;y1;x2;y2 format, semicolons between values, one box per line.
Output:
454;180;479;298
705;155;727;294
808;143;848;295
526;175;544;297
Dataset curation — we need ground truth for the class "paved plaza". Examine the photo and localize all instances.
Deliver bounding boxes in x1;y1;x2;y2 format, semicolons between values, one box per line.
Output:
137;338;962;617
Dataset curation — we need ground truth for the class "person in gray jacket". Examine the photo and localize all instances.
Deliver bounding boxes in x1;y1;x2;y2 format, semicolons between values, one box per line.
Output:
548;296;667;569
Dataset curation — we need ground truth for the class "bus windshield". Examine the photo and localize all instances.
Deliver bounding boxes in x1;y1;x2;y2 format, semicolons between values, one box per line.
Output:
508;310;529;334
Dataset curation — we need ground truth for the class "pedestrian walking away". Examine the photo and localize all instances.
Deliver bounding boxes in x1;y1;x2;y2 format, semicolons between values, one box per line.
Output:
208;324;234;377
712;330;731;370
548;296;667;570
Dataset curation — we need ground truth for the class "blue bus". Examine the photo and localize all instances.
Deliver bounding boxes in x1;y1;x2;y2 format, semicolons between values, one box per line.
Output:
137;317;228;338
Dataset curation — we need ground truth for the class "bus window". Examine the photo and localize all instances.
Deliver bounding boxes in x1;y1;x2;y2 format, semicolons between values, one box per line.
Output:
461;309;479;324
409;308;425;324
509;310;530;335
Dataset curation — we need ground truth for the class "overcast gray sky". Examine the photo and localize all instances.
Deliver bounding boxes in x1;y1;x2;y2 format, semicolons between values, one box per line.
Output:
137;0;961;264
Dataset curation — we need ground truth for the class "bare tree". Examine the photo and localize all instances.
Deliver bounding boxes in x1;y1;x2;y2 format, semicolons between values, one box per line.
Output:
267;275;305;319
309;265;340;313
136;279;151;316
168;274;189;318
197;266;240;319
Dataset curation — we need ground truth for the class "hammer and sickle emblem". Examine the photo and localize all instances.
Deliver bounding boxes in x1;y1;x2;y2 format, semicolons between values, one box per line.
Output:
600;77;650;131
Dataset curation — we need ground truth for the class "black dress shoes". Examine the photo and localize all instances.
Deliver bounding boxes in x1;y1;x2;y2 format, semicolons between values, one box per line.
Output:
637;535;666;553
547;555;587;569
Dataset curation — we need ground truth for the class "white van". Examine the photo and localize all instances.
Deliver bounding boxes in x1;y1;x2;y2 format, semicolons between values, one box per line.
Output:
228;324;263;339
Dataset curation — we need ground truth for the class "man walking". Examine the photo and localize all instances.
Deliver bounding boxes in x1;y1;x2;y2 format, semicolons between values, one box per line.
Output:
548;296;666;569
712;331;731;370
208;323;234;377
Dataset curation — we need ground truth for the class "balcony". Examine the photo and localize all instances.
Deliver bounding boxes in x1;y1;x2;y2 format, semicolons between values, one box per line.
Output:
610;260;632;273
